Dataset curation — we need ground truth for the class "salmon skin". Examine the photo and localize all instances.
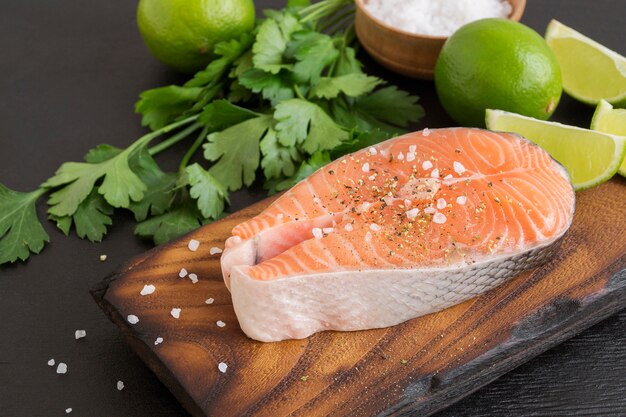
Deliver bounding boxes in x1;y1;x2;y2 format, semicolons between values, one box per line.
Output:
221;128;575;342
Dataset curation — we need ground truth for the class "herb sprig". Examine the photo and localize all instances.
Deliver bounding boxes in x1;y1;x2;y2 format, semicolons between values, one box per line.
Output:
0;0;423;266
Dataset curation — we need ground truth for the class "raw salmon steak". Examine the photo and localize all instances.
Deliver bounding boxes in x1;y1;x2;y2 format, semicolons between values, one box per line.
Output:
221;128;575;342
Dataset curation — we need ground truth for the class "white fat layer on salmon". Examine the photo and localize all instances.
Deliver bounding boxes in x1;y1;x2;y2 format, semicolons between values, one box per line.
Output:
221;128;576;342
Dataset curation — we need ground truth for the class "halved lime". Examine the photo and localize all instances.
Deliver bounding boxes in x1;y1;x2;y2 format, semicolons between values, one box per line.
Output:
545;20;626;107
486;109;626;190
591;100;626;176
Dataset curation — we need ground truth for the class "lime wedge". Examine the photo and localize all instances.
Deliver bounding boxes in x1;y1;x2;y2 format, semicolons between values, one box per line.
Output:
591;99;626;176
486;109;626;190
545;20;626;106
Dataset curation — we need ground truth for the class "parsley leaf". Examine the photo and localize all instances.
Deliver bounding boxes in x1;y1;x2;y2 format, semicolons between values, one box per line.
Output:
184;163;230;219
260;128;301;179
272;151;331;192
330;129;392;158
239;68;294;105
134;200;203;245
135;86;203;130
72;190;114;242
198;99;259;130
274;99;348;153
334;45;362;76
289;31;339;83
355;86;424;129
253;13;301;74
203;115;273;191
84;144;122;163
312;74;383;99
0;186;48;264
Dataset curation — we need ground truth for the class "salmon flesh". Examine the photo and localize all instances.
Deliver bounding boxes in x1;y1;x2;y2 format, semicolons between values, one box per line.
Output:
221;128;575;342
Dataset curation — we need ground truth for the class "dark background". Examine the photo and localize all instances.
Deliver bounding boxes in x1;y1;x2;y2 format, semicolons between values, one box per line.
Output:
1;0;624;416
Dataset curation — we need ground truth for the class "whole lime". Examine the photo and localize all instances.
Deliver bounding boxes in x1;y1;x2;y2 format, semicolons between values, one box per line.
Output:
435;18;562;127
137;0;256;73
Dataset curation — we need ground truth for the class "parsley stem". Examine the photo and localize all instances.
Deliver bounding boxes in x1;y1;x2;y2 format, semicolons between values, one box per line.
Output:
178;125;209;173
294;84;306;100
318;6;354;33
148;122;202;156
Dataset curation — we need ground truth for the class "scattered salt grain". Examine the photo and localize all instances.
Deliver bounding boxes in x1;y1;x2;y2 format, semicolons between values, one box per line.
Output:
140;284;156;296
433;213;448;224
370;223;381;232
430;168;440;178
365;231;373;242
404;199;412;207
360;202;371;212
368;147;378;155
127;315;139;324
210;247;223;255
117;380;125;391
179;268;188;278
397;152;404;161
216;321;226;328
312;227;323;240
424;207;436;214
188;239;200;252
437;198;447;210
422;160;433;170
409;145;417;153
155;337;164;345
444;174;454;181
218;362;228;373
205;298;214;304
322;227;334;234
344;223;354;232
99;254;107;262
406;152;416;162
170;308;181;319
56;363;67;374
363;0;512;37
65;408;72;414
48;359;55;366
456;195;468;205
74;330;86;340
313;197;322;205
368;175;376;181
362;162;370;172
406;208;420;220
423;128;431;137
277;213;284;220
453;161;466;174
188;273;199;284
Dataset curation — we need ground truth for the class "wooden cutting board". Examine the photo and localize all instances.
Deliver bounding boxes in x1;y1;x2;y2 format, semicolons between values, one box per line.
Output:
92;178;626;417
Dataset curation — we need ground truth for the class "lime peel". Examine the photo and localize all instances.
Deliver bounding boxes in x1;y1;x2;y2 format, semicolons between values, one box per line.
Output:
591;100;626;176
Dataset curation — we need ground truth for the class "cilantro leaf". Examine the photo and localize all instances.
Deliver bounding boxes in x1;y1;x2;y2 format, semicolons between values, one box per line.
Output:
203;115;273;191
198;99;259;131
239;68;294;105
312;74;382;99
135;86;203;130
128;148;177;222
272;151;331;192
0;185;49;264
274;99;348;153
134;200;203;245
355;86;424;128
185;163;230;219
288;31;339;83
253;13;301;74
260;128;300;179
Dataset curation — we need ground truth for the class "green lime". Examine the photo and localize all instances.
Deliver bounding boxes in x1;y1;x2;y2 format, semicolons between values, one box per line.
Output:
137;0;256;73
545;20;626;107
591;100;626;176
486;109;626;190
435;19;562;127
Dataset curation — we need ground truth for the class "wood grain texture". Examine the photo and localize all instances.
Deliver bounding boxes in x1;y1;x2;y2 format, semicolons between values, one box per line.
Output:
92;178;626;417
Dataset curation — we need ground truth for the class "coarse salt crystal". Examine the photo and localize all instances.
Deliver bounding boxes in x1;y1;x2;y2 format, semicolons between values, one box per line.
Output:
127;315;139;324
430;168;440;178
404;199;412;207
424;207;436;214
74;330;86;340
409;145;417;153
188;273;198;284
453;161;466;174
277;213;284;220
360;202;371;212
205;298;214;304
406;208;420;220
99;254;107;262
368;175;376;181
155;337;163;345
218;362;228;373
65;408;72;414
423;128;431;136
140;284;155;296
433;213;447;224
188;239;200;252
362;162;370;172
48;359;55;366
179;268;188;278
210;247;223;255
457;195;468;205
312;228;323;240
216;320;226;328
437;198;447;210
322;227;334;234
170;308;181;319
406;152;416;162
370;223;381;232
365;231;373;242
422;160;433;170
444;174;454;180
344;223;353;232
117;380;125;391
368;147;378;155
57;363;67;374
397;152;405;161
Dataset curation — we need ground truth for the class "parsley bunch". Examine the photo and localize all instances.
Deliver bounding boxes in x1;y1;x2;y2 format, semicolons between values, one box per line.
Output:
0;0;423;266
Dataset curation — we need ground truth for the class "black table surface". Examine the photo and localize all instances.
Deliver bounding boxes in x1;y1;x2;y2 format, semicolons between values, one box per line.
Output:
1;0;625;416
